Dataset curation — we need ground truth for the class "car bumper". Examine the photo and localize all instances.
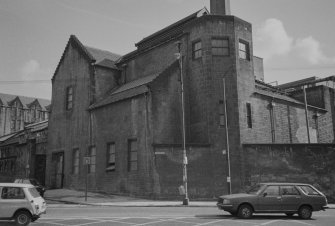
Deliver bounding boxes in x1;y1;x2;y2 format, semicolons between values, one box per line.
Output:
217;203;236;212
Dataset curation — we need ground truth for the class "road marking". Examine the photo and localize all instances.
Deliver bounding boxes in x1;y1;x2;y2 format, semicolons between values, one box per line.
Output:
194;219;226;225
259;220;281;225
288;220;315;226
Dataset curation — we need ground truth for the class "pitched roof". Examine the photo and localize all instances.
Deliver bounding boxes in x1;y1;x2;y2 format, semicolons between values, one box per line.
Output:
0;93;50;111
90;74;159;110
53;35;121;80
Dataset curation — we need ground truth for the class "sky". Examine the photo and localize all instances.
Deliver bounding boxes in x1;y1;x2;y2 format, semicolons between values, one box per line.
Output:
0;0;335;99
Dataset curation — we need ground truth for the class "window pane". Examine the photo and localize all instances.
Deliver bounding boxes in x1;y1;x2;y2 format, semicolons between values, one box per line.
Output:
264;186;279;196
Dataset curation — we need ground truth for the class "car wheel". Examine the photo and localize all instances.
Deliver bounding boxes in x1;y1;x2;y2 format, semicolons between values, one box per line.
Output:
238;204;253;219
298;206;312;219
285;213;294;217
14;210;31;226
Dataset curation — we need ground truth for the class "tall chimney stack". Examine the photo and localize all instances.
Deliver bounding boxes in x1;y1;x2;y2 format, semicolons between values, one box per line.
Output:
210;0;231;15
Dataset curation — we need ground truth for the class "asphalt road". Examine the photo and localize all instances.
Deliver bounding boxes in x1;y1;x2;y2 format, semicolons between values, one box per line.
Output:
1;205;334;226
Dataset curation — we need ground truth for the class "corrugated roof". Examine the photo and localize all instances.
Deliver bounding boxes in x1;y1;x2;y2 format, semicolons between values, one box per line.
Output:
0;133;18;143
0;93;50;111
25;120;48;132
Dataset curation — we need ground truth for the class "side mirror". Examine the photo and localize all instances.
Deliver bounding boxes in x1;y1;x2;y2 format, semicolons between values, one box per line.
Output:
263;192;268;197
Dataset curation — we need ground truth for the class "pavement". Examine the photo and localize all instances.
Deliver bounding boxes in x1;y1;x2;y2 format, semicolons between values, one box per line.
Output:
44;188;335;209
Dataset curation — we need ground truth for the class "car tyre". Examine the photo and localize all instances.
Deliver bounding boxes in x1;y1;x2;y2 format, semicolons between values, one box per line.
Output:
238;204;253;219
14;210;31;226
298;206;312;219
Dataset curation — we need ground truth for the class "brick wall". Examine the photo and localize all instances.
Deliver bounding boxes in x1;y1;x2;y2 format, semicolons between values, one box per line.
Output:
243;144;335;203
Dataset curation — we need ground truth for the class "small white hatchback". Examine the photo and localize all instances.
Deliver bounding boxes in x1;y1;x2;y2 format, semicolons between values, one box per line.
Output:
0;183;47;226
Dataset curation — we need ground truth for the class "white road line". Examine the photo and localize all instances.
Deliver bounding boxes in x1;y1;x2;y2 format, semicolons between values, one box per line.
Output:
194;219;226;225
259;220;281;225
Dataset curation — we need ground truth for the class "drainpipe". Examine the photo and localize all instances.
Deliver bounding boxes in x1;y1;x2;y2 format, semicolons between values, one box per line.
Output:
303;86;311;143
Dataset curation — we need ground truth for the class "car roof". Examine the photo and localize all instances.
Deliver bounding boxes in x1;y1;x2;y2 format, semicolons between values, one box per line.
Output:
0;183;34;188
260;182;311;186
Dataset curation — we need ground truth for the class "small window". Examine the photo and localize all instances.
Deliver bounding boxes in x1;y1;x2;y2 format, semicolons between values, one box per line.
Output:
263;185;280;196
212;38;229;56
1;187;25;199
128;139;138;171
281;186;300;196
239;40;250;60
298;185;322;196
246;103;252;128
66;86;73;110
88;146;96;174
72;148;79;175
193;41;202;59
106;143;116;171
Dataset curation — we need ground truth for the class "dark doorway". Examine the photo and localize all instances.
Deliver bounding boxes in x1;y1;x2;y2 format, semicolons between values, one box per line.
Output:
52;152;64;188
34;155;46;185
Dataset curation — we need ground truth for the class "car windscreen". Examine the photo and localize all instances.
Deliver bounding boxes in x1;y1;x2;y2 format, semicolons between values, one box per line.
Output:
247;184;265;195
298;185;322;196
28;187;41;198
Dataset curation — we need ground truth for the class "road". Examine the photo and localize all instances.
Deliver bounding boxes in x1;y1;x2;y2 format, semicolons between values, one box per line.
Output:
1;205;334;226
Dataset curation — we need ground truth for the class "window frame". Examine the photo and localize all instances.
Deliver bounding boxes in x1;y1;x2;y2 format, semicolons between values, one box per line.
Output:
192;40;202;60
128;139;138;172
106;142;116;172
246;102;252;128
72;148;79;175
65;86;73;110
239;40;250;60
211;37;230;56
88;146;96;174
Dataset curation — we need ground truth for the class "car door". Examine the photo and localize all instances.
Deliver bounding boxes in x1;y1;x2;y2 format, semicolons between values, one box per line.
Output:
257;185;282;211
280;185;302;211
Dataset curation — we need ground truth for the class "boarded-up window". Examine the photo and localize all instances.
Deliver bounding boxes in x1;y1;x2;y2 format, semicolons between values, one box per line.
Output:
193;41;202;59
88;146;96;173
239;40;250;60
212;38;229;56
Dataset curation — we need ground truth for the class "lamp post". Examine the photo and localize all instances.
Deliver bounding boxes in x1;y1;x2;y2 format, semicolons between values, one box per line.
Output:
176;41;189;205
222;78;232;194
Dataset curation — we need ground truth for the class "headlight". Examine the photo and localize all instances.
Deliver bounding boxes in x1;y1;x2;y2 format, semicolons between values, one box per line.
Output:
223;199;231;204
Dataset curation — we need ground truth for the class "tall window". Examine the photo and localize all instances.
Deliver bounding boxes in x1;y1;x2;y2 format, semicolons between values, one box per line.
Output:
239;40;250;60
88;146;96;173
193;41;202;59
128;139;138;171
106;143;116;171
66;86;73;110
246;103;252;128
212;38;229;56
72;148;79;175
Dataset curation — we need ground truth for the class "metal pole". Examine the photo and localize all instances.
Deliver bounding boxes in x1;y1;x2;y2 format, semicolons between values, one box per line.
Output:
223;78;232;194
303;86;311;143
85;161;88;202
177;42;189;205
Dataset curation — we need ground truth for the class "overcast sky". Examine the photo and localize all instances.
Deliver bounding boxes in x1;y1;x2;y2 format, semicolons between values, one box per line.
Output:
0;0;334;99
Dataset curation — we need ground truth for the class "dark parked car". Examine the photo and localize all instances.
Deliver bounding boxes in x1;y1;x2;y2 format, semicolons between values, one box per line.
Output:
14;178;46;197
217;183;328;219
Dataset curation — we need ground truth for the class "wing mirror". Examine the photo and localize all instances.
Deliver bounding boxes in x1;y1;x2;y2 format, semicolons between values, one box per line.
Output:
263;192;268;197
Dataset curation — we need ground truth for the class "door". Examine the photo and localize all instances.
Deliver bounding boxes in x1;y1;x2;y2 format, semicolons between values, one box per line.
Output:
0;186;28;218
52;152;64;189
257;185;282;211
280;185;302;211
34;155;46;185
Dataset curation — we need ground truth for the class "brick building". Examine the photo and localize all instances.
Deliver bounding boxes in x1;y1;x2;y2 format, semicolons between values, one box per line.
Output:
0;93;50;136
46;0;335;199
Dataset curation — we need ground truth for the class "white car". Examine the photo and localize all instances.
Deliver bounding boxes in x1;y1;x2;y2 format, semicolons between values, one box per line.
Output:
0;183;47;225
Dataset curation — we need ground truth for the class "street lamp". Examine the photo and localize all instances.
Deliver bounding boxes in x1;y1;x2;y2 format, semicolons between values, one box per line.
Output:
176;41;189;205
